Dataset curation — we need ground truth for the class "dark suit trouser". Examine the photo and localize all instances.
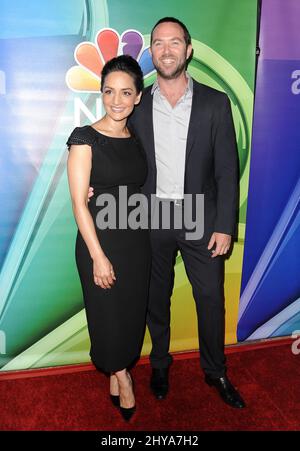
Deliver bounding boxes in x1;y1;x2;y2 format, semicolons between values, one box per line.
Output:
147;203;227;378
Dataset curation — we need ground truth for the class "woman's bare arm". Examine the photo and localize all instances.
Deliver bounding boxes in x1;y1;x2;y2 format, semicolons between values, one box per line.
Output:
67;144;116;288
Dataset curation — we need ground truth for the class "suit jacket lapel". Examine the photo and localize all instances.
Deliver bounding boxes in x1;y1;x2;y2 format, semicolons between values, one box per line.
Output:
185;81;201;161
142;88;157;174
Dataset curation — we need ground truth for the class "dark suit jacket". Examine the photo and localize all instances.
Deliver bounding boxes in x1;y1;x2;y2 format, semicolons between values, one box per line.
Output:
129;79;239;238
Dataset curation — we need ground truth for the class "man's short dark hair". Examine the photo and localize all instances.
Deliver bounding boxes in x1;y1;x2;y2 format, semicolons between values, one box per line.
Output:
150;17;192;46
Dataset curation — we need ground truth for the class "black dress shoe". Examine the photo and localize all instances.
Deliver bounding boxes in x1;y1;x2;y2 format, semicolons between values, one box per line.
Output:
205;375;246;409
150;368;169;399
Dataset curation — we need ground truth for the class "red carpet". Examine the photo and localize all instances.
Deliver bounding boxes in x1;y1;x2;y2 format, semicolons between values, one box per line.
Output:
0;342;299;431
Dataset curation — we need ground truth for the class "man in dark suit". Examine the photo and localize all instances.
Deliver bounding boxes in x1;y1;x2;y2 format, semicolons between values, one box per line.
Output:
129;17;245;408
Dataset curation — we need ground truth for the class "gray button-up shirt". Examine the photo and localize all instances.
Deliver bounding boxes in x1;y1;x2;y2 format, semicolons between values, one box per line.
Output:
151;72;193;199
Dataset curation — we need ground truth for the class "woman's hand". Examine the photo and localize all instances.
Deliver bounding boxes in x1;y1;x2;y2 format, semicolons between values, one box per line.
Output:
93;254;116;289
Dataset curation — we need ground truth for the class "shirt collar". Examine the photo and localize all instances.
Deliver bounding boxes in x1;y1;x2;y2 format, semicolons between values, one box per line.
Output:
151;72;193;96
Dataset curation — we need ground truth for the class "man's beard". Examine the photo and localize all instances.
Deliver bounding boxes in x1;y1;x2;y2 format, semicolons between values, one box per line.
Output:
154;59;187;80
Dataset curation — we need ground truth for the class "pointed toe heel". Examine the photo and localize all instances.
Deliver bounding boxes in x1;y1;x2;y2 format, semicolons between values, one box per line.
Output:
119;405;136;422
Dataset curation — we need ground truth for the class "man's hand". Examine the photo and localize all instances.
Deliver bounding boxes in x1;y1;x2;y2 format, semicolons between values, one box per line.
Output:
87;186;94;202
208;232;231;258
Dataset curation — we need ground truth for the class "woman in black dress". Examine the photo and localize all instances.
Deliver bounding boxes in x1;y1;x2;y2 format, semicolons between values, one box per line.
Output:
67;56;150;421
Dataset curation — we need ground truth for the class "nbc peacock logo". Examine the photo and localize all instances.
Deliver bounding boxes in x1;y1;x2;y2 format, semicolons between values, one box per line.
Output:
66;28;155;92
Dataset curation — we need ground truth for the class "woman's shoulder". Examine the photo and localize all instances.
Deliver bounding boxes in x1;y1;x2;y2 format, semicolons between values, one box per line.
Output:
66;125;97;148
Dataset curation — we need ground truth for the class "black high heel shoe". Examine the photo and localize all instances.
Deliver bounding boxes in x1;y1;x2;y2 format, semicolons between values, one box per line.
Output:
110;394;120;407
119;372;136;421
119;404;136;422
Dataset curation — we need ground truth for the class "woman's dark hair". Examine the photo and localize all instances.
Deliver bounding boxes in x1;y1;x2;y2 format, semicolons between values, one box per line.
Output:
101;55;144;94
150;17;191;47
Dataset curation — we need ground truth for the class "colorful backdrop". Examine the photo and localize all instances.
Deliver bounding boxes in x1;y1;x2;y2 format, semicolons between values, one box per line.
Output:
238;0;300;341
0;0;257;371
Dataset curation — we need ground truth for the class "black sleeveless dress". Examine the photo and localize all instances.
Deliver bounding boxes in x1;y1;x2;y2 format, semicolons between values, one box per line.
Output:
67;125;151;373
